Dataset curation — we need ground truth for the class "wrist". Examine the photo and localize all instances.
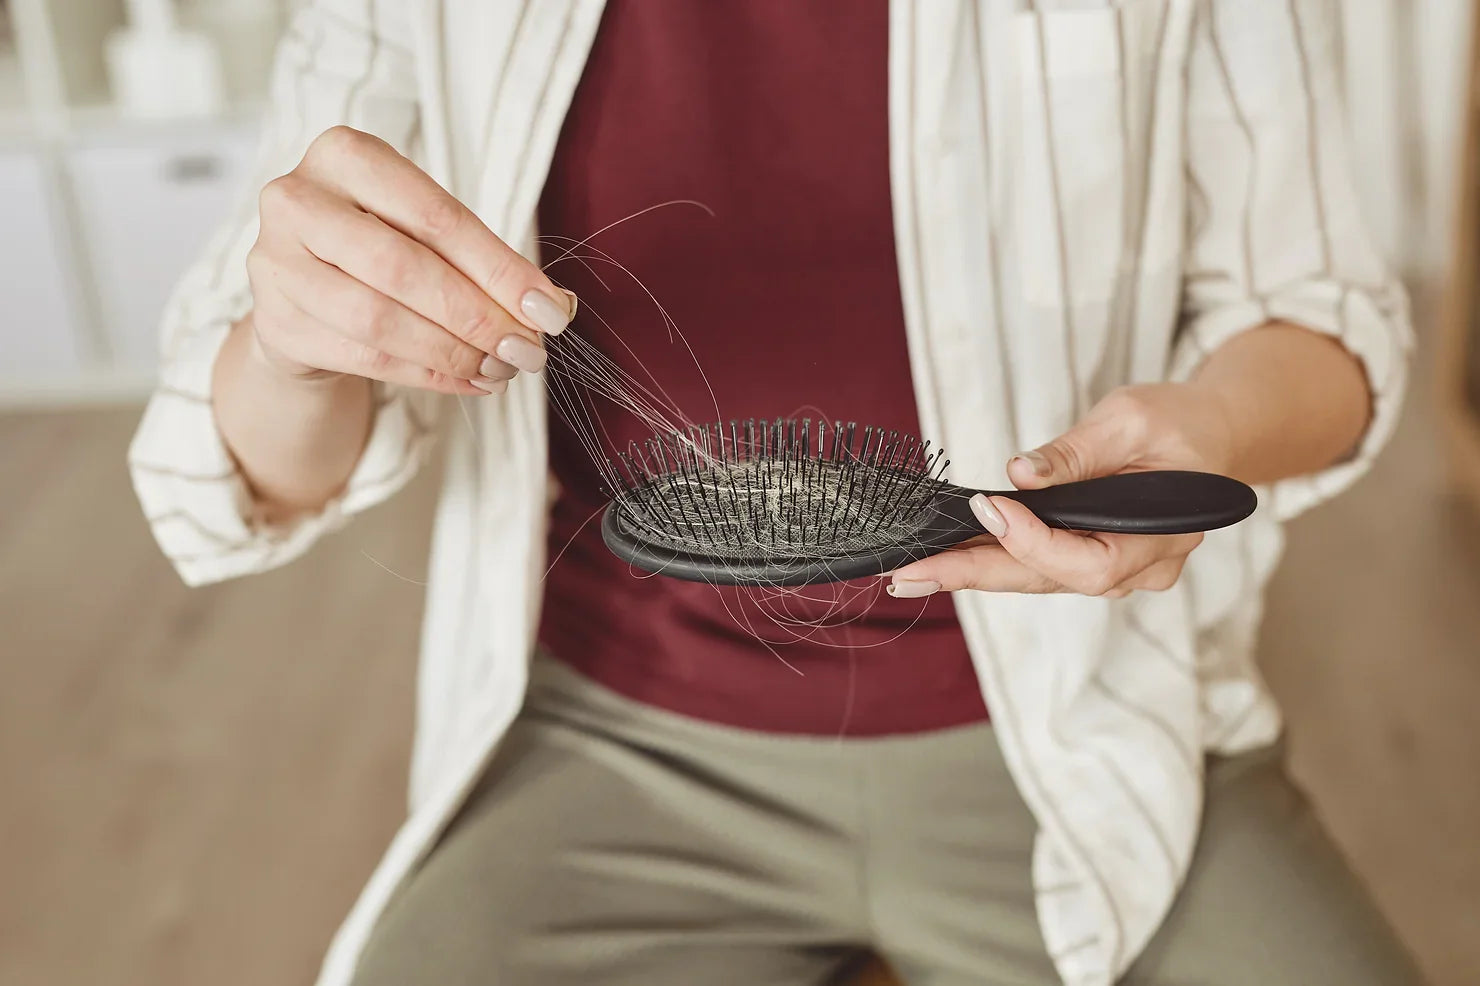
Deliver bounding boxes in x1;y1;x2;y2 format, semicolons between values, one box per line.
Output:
212;313;375;521
1182;322;1373;484
1165;380;1242;477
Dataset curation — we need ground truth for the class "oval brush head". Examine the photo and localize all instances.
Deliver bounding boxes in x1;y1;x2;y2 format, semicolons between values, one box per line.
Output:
601;417;1256;587
604;418;952;585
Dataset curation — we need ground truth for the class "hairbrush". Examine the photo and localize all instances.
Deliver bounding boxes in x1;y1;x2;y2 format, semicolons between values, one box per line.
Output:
600;417;1256;586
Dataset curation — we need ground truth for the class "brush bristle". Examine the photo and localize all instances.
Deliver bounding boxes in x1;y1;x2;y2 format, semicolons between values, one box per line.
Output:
609;417;950;561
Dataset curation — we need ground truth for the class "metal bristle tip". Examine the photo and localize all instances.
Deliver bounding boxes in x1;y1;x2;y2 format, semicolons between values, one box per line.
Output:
608;417;950;562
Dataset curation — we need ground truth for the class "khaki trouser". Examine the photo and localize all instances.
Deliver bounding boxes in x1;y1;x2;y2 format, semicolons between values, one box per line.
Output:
351;656;1423;985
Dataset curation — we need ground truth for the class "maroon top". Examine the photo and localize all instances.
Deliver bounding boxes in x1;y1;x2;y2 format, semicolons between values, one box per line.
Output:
535;0;987;736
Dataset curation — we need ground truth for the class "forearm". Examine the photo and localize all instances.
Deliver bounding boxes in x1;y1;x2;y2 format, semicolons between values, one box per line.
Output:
1189;322;1372;486
212;313;374;523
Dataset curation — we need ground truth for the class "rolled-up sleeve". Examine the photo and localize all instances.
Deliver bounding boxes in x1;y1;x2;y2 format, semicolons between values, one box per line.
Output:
127;0;441;586
1171;0;1412;520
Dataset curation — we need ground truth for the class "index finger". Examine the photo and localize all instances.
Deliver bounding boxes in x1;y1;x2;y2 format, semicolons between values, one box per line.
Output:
302;127;575;336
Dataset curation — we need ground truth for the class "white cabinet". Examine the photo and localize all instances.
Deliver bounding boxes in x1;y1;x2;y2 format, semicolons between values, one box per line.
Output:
0;0;283;403
0;144;88;377
67;124;256;370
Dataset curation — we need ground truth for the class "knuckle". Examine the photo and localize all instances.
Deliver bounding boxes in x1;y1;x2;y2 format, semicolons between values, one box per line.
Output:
370;243;414;294
1102;387;1154;442
425;370;463;394
444;341;483;379
354;293;398;342
418;196;462;239
434;273;485;336
258;174;302;217
337;339;387;377
456;310;503;350
1102;385;1150;418
244;244;272;283
359;345;396;376
312;125;372;161
480;249;515;295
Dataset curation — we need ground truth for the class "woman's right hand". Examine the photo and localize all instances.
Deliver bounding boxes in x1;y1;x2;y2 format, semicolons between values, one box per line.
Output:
244;125;575;396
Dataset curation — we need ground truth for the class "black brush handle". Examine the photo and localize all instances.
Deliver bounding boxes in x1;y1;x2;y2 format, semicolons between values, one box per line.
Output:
974;470;1256;535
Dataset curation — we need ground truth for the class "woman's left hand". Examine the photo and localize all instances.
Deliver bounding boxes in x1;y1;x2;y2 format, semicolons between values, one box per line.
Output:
887;383;1238;599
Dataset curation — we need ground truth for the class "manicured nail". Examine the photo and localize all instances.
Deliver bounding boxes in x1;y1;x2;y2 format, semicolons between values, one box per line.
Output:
470;376;507;395
970;493;1008;538
521;289;573;336
495;335;547;374
560;288;579;319
887;579;940;598
1011;450;1052;478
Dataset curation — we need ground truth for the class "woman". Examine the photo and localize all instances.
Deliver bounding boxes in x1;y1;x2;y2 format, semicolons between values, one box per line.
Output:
129;1;1423;983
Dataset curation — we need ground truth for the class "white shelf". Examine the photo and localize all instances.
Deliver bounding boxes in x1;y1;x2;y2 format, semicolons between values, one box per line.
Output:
0;144;90;378
69;119;259;371
65;98;264;138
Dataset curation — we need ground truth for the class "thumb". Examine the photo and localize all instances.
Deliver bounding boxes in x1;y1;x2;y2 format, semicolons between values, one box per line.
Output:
1006;407;1141;489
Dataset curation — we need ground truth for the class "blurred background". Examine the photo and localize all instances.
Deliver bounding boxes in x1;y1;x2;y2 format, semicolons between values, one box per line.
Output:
2;1;1479;984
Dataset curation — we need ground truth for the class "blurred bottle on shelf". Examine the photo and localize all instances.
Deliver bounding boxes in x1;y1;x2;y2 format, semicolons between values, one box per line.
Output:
105;0;225;119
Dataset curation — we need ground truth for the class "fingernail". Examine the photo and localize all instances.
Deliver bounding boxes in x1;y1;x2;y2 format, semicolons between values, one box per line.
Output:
495;335;547;374
521;289;573;336
970;493;1008;538
560;288;579;319
887;579;940;598
1012;450;1052;478
470;376;507;395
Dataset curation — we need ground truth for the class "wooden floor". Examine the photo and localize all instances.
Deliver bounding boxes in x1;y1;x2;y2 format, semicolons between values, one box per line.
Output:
2;342;1478;985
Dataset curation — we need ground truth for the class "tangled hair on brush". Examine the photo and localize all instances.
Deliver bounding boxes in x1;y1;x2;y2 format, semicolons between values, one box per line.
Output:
607;418;949;563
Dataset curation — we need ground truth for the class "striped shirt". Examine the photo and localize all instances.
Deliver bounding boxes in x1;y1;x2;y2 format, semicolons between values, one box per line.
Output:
127;2;1410;984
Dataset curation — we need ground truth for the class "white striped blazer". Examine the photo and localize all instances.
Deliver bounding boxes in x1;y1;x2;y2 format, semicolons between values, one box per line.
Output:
127;1;1410;983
